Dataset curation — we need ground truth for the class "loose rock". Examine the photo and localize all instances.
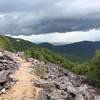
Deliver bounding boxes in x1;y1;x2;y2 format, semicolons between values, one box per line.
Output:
32;60;100;100
0;50;19;93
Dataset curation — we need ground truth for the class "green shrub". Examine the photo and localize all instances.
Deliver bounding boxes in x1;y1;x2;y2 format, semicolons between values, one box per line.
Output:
34;64;46;78
88;50;100;86
0;35;13;51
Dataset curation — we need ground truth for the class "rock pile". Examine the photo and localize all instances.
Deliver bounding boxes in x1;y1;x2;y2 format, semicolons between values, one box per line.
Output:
0;49;18;94
31;59;100;100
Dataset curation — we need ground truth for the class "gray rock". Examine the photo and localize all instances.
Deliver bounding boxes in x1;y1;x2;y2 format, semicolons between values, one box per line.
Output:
0;52;3;57
55;82;67;90
0;50;19;95
38;90;51;100
26;57;34;62
32;79;55;88
3;81;11;89
1;88;6;94
67;84;78;95
0;70;10;83
31;61;100;99
38;89;67;100
16;52;24;57
75;94;84;100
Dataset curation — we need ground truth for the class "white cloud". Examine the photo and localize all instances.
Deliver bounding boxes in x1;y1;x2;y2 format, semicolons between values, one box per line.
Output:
9;29;100;43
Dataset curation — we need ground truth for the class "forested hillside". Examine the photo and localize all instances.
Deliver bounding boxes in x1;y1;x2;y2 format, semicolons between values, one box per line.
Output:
39;41;100;59
6;36;36;51
0;35;13;51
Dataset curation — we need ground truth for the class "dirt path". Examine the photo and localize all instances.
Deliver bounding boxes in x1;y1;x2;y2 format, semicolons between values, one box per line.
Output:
1;57;39;100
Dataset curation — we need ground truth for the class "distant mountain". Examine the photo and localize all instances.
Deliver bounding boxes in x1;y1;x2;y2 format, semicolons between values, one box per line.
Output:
51;42;69;46
39;41;100;58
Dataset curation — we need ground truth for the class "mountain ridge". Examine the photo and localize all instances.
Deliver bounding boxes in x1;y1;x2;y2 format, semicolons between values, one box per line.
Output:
39;41;100;58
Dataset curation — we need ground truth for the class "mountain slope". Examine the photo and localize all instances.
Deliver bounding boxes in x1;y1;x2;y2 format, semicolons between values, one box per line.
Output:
0;35;36;51
6;36;36;51
39;41;100;58
0;35;75;72
0;35;13;51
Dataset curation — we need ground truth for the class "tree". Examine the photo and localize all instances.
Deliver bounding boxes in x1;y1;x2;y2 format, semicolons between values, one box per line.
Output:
89;50;100;84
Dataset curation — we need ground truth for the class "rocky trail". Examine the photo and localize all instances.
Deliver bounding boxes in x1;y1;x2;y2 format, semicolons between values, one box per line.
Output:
1;57;36;100
0;51;41;100
0;50;100;100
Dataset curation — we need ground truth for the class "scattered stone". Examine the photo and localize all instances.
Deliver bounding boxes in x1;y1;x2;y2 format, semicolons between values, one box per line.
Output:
32;61;100;100
33;79;55;88
0;50;19;94
0;52;3;57
26;57;34;62
16;52;24;58
67;84;78;95
1;88;6;94
75;94;84;100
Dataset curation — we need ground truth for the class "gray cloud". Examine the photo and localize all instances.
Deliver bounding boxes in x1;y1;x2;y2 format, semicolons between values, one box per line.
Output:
0;0;100;35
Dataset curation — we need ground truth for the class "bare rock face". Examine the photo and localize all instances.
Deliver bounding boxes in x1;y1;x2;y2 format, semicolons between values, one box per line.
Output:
0;49;18;93
31;60;100;100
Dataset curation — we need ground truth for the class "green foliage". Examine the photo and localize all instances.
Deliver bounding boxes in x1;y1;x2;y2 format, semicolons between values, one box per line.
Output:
0;35;35;52
96;50;100;58
25;47;76;71
88;50;100;81
0;35;13;51
7;36;35;51
34;64;46;78
85;50;100;87
60;53;90;63
39;41;99;59
25;46;90;75
24;45;92;76
72;63;89;75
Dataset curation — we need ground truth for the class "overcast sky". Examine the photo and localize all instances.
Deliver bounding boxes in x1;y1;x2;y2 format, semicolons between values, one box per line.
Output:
0;0;100;43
